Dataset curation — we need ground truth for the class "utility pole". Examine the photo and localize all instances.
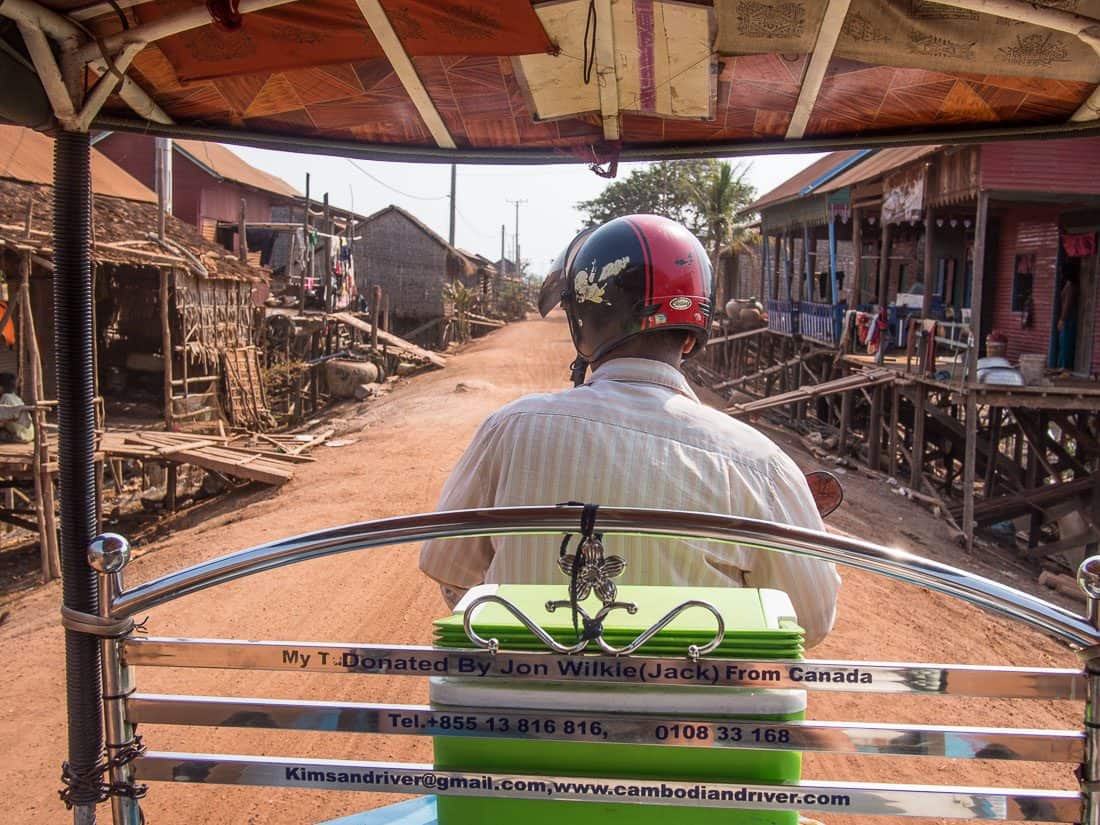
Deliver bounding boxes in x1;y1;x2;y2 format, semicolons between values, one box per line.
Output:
321;192;331;311
506;198;526;276
154;137;171;240
300;173;310;312
500;224;506;266
448;164;457;246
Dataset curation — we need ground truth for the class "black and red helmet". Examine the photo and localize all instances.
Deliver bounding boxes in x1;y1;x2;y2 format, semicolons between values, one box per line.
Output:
539;214;713;363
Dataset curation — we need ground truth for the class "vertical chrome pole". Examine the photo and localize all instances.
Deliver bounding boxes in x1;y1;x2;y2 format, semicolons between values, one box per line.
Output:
89;535;141;825
1078;556;1100;825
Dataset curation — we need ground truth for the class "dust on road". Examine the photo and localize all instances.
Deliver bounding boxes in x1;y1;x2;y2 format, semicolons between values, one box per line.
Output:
0;312;1082;825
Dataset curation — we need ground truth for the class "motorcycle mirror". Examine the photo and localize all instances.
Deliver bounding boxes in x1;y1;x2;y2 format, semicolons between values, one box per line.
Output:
805;470;844;518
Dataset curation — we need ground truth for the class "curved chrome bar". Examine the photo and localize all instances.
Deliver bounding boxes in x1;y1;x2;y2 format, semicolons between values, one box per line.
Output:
462;595;590;656
110;506;1100;648
597;599;726;659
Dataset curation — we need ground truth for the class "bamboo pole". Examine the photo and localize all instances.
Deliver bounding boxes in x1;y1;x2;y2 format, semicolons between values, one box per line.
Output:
161;268;173;427
20;258;59;580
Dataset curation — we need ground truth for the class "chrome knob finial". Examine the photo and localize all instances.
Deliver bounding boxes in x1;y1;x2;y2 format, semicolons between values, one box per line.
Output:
1078;556;1100;600
87;533;131;574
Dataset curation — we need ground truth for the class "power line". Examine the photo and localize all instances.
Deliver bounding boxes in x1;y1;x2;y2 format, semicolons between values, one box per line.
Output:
455;207;501;241
345;158;448;202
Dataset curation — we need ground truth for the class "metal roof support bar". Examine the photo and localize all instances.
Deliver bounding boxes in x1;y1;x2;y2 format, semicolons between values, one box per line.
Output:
786;0;852;140
2;0;172;128
86;55;173;125
72;42;142;132
0;0;81;42
15;22;76;127
72;0;300;63
69;0;153;22
594;0;621;141
353;0;456;150
930;0;1100;121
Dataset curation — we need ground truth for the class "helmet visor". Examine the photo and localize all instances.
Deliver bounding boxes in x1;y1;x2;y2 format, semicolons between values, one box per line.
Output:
538;227;594;317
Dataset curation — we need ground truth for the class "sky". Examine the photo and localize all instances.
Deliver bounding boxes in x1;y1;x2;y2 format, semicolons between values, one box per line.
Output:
230;145;827;277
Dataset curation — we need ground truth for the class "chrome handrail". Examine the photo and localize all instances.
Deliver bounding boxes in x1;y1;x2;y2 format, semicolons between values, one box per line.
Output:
108;506;1100;648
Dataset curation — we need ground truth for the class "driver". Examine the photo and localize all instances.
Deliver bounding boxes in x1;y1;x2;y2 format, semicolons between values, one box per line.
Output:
419;215;840;646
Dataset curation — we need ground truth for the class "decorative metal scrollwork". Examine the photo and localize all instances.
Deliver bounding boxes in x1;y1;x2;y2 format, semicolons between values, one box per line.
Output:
462;533;725;661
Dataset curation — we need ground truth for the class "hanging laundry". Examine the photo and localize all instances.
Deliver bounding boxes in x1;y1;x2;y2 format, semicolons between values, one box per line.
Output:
1062;231;1096;258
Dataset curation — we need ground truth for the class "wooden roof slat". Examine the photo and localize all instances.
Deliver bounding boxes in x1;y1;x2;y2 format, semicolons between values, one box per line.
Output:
352;0;456;150
786;0;853;140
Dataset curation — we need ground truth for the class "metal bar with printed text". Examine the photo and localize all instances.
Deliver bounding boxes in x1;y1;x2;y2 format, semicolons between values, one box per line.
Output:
121;638;1086;700
127;694;1085;762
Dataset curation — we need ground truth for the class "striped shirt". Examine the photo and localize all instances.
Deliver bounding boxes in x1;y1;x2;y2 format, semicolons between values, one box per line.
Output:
419;357;840;646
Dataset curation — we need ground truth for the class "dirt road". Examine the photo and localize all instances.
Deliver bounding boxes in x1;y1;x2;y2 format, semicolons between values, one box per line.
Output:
0;312;1083;825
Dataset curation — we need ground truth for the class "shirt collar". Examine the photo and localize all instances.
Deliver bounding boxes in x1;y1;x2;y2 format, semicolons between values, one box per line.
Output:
585;357;699;400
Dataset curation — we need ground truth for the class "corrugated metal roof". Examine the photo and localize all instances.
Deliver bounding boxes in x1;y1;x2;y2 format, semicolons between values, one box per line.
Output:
173;139;301;199
0;125;156;204
746;151;863;212
817;145;942;195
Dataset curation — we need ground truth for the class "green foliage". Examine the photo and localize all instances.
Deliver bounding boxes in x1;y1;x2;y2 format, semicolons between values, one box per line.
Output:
497;280;530;321
442;279;473;341
575;160;756;265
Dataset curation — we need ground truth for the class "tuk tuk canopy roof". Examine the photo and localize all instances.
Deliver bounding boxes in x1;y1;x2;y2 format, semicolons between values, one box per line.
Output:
4;0;1100;163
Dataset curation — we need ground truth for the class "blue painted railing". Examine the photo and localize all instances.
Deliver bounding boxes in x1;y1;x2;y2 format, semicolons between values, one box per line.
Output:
800;300;844;346
766;299;796;335
766;299;843;345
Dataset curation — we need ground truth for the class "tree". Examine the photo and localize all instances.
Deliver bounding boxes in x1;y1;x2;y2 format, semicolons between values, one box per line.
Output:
575;161;715;234
691;160;755;271
575;160;755;268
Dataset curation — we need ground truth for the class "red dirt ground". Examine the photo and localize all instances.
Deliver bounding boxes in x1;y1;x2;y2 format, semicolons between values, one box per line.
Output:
0;312;1085;824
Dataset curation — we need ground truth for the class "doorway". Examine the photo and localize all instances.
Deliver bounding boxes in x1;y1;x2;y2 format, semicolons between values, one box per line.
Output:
1051;248;1098;375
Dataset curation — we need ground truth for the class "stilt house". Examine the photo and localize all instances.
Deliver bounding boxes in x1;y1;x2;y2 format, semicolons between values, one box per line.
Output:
704;137;1100;563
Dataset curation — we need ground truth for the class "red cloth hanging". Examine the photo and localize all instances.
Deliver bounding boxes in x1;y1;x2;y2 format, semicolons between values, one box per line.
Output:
1062;231;1096;258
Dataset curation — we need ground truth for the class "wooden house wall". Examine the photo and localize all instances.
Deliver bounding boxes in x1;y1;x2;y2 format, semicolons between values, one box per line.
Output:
198;183;277;226
990;205;1060;364
94;133;155;197
981;138;1100;196
353;210;447;322
929;147;980;206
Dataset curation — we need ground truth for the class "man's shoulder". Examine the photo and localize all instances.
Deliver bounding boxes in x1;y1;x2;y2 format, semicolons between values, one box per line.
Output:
483;386;789;467
485;388;577;423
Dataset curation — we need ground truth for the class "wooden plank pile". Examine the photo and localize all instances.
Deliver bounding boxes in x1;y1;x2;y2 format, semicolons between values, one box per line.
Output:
100;431;309;486
330;312;447;369
726;368;897;416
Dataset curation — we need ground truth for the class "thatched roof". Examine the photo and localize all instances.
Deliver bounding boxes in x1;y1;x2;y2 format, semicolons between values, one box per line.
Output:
0;125;265;281
0;180;266;281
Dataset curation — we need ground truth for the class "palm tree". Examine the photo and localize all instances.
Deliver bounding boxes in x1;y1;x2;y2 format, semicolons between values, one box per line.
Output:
692;160;755;273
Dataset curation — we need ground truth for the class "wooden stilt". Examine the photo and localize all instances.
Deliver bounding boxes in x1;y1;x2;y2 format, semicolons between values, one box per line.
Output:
888;384;900;478
1026;414;1044;550
839;378;852;457
160;267;173;428
910;386;927;492
962;193;990;552
868;385;884;470
963;395;979;550
984;406;1002;498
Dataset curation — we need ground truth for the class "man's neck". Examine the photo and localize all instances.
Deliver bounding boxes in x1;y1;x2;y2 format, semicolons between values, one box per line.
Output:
591;352;683;372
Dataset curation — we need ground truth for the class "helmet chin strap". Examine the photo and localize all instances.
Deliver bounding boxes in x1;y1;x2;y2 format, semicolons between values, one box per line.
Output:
569;356;589;387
